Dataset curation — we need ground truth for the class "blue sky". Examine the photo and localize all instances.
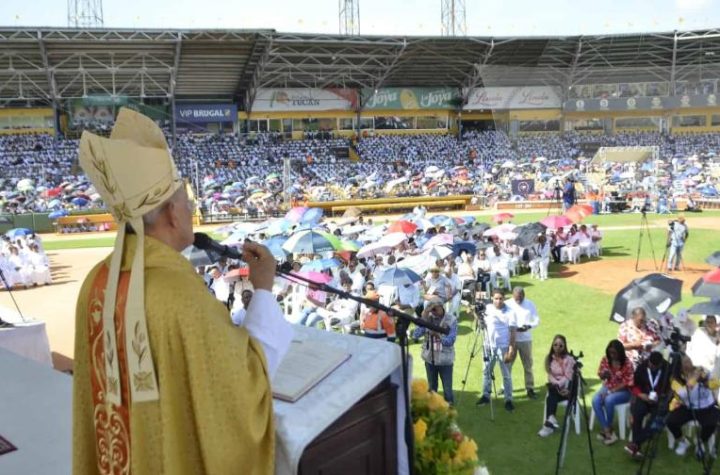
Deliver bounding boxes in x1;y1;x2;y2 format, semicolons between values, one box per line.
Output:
1;0;719;36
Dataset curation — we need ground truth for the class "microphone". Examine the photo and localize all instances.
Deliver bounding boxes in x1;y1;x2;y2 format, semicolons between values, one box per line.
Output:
193;232;244;261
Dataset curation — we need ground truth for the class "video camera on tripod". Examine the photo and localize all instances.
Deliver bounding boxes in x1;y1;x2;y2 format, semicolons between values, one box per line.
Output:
474;300;487;329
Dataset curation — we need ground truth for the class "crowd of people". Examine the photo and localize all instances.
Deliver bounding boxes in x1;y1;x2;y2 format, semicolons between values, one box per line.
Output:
0;129;718;217
0;232;51;289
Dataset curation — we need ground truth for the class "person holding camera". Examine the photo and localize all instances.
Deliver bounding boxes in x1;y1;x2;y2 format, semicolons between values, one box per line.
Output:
666;215;688;272
667;354;720;457
624;351;669;458
538;335;575;437
476;289;517;412
592;340;634;445
413;299;458;405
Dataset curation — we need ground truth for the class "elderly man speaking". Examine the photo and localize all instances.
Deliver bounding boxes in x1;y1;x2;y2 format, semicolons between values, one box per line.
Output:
72;109;292;475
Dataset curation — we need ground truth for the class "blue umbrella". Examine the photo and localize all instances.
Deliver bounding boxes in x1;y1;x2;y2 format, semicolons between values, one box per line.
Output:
430;215;450;225
71;197;89;206
48;210;69;219
301;258;341;272
266;219;292;236
452;241;477;257
48;199;62;209
263;236;289;260
6;228;32;238
376;266;422;287
300;207;324;225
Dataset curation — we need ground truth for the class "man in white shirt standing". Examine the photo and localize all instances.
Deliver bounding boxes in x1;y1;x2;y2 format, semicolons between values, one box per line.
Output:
506;287;540;399
476;288;517;411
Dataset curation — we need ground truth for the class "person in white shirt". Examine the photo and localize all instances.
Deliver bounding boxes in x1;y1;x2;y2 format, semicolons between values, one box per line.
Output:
347;259;366;295
590;224;603;256
315;279;360;332
686;315;720;379
529;234;551;281
208;266;231;305
488;245;511;291
26;243;52;285
476;289;517;411
230;289;254;326
506;287;540;399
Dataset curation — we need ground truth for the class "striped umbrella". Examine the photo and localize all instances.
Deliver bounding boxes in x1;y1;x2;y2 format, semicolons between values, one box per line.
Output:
282;230;342;254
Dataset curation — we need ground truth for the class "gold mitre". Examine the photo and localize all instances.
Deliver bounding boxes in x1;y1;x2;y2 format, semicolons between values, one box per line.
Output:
79;108;182;221
79;108;182;404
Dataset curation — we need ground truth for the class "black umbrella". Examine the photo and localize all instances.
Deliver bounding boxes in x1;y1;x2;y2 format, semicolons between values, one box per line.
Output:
610;273;683;323
706;251;720;267
687;300;720;316
182;245;222;267
513;222;548;248
453;241;477;257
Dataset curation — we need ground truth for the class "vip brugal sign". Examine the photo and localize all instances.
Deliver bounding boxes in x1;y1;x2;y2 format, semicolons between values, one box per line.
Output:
175;104;238;123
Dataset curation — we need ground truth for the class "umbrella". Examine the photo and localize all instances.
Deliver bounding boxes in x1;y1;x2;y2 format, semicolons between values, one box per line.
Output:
376;266;422;287
300;258;342;272
221;229;253;246
300;207;324;225
513;222;548;248
379;232;408;247
610;273;683;323
263;236;289;261
387;220;417;234
430;215;451;225
285;207;308;223
181;245;222;267
493;212;514;223
421;233;454;250
282;230;341;254
429;245;454;260
453;241;477;257
541;215;573;229
337;239;360;252
691;268;720;298
48;199;62;209
224;267;250;281
483;223;517;238
5;228;32;239
357;242;394;258
568;204;594;217
687;300;720;316
341;224;368;235
48;209;69;219
564;209;585;223
71;197;89;207
266;219;292;236
412;218;436;230
706;251;720;267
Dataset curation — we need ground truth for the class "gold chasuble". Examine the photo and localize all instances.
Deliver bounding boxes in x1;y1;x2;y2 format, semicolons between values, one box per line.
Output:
73;235;275;474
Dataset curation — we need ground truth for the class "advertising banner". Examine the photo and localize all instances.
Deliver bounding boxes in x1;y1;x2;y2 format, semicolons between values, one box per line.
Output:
464;86;562;110
175;103;238;123
362;88;459;110
564;94;719;112
253;88;358;111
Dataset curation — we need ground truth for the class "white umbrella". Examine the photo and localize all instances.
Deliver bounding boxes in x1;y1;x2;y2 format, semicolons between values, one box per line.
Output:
357;242;394;258
398;251;435;275
501;160;516;169
429;245;453;260
379;232;408;247
342;224;368;235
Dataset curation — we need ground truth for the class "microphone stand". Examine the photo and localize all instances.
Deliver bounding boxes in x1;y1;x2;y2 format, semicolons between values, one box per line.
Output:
0;267;24;325
277;269;448;475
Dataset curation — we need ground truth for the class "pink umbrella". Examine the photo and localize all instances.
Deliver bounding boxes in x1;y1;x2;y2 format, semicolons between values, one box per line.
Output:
285;207;308;223
541;215;573;229
421;233;454;250
483;223;517;238
287;270;332;300
493;212;514;223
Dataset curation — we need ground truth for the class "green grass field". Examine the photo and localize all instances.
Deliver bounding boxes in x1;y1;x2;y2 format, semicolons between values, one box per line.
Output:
407;212;720;475
42;211;720;474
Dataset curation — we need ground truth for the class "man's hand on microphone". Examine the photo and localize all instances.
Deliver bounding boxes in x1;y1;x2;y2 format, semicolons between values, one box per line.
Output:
243;240;276;291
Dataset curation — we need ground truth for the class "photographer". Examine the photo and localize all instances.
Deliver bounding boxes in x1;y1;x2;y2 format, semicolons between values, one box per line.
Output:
562;177;576;212
538;335;575;437
667;354;720;456
476;289;517;412
666;216;688;272
413;299;458;405
624;352;669;458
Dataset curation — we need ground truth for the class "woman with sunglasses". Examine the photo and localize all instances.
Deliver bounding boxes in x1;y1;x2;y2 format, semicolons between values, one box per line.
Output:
538;335;575;437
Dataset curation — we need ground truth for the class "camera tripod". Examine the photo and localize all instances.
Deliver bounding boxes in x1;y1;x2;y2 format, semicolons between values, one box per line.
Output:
555;351;597;474
634;210;658;272
659;239;686;273
637;350;719;475
547;185;563;216
460;306;498;420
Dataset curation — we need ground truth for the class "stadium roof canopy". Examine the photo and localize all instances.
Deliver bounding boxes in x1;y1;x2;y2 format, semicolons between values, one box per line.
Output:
2;27;720;108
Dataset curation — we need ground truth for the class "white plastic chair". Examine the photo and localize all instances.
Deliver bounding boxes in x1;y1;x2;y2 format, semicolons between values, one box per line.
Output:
589;402;630;440
666;421;716;450
543;399;581;435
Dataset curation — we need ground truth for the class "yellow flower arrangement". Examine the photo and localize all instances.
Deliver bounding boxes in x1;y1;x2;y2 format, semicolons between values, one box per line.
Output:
410;378;488;475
